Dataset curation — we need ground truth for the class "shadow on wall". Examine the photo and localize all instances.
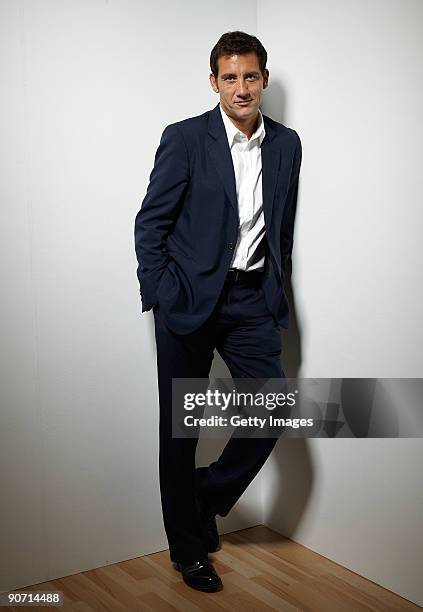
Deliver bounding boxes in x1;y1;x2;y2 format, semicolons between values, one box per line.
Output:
199;80;314;540
261;79;313;539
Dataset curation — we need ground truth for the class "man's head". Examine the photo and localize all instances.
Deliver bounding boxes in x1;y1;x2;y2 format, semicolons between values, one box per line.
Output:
209;31;269;130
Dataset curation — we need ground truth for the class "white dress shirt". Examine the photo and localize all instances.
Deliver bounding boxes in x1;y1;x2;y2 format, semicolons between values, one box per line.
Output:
219;104;266;271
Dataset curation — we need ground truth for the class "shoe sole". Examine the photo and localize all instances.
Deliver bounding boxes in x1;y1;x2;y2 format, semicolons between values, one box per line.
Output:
184;580;223;593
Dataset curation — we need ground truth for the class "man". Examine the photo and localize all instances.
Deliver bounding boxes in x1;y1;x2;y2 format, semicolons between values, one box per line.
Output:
134;31;302;592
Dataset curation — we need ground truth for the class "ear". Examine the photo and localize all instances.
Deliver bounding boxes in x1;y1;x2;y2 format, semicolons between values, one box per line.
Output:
262;68;269;89
209;72;219;93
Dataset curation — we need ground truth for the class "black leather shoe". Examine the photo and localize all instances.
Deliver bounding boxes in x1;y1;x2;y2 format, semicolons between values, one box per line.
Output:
173;558;223;592
195;494;221;553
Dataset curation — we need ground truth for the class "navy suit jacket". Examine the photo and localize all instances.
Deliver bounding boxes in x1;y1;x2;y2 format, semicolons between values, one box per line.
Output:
134;102;302;335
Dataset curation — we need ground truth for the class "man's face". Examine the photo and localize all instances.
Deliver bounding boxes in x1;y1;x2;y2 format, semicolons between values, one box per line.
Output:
209;52;269;125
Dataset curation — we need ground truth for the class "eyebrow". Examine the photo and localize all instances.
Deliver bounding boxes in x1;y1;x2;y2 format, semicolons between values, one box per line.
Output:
221;71;261;79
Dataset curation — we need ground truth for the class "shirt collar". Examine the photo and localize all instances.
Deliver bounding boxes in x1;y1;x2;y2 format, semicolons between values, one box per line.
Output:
219;104;265;148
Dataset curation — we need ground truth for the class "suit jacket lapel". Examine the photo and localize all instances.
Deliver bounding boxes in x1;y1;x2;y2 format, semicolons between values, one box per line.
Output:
261;117;280;231
207;104;237;213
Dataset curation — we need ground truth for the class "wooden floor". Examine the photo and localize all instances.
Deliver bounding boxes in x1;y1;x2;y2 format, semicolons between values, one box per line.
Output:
8;525;420;611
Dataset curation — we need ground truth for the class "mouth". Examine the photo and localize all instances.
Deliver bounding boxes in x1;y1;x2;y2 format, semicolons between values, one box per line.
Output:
235;100;253;107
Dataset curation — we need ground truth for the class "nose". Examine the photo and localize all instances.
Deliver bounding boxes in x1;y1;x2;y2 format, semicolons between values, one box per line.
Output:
235;79;250;99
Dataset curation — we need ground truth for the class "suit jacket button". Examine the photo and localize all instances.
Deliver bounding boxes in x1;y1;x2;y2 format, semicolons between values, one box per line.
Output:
228;242;234;250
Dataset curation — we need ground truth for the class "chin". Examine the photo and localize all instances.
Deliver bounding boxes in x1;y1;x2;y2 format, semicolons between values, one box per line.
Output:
233;105;254;115
239;109;257;120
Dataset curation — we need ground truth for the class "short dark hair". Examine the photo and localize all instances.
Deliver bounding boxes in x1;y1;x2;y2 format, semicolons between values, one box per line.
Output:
210;31;267;78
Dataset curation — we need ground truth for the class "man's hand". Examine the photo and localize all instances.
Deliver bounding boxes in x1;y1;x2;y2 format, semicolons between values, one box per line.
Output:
134;124;189;311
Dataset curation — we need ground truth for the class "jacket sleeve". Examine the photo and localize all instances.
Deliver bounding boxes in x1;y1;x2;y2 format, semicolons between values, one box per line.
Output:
134;124;189;312
280;131;302;286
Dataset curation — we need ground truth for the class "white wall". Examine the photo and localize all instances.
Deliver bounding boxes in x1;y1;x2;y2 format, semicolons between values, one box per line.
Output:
259;0;423;605
1;0;421;605
0;0;258;592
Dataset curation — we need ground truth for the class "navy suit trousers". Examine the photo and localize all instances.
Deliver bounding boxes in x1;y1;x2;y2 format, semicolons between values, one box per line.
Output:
153;272;285;564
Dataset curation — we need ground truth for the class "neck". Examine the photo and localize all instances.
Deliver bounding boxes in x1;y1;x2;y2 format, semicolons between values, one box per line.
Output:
224;107;260;140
